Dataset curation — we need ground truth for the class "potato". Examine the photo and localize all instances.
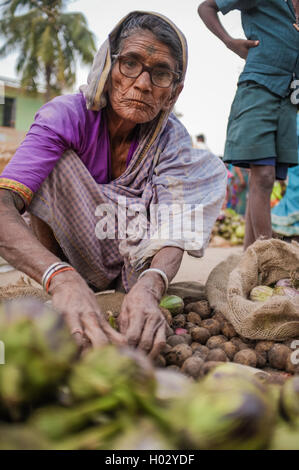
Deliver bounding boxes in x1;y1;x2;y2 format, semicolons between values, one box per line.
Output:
206;335;227;350
255;341;275;354
166;327;174;337
221;322;236;339
185;301;211;319
172;314;186;330
256;351;267;368
206;348;227;362
186;312;202;325
221;341;238;360
268;344;290;370
191;327;211;344
193;344;210;360
181;333;192;345
285;354;299;375
234;349;257;368
167;335;187;347
201;319;221;336
159;307;173;326
185;322;196;331
231;337;249;351
181;356;204;379
165;344;193;367
212;311;226;325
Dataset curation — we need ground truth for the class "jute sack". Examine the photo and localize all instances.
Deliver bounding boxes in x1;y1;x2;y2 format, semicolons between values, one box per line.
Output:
206;239;299;340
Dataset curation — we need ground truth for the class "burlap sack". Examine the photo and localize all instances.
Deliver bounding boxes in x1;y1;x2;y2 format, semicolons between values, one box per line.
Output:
206;239;299;340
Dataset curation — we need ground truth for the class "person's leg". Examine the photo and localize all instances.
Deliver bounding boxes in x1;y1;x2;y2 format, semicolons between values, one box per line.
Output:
30;214;67;260
243;173;255;249
244;164;275;250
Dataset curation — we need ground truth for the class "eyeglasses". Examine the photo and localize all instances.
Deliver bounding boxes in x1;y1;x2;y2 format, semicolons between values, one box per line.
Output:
112;54;181;88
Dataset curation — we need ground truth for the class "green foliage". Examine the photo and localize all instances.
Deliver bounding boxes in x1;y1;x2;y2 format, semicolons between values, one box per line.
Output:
0;0;96;101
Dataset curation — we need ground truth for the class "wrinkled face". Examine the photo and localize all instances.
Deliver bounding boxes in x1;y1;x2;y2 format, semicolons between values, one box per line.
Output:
108;30;182;124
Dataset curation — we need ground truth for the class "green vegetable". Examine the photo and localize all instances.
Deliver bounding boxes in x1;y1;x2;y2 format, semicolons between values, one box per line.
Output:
165;364;276;450
280;377;299;424
249;285;273;302
30;395;119;440
68;346;156;408
268;422;299;450
0;299;77;415
159;295;184;315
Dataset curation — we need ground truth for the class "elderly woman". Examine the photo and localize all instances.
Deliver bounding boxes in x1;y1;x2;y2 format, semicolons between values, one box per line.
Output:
0;12;226;356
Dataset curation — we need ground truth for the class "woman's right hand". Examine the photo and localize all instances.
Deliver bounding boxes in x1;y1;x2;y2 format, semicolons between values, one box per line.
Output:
48;270;127;349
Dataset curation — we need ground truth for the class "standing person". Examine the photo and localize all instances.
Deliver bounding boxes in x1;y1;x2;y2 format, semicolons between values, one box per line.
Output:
198;0;299;249
195;133;210;151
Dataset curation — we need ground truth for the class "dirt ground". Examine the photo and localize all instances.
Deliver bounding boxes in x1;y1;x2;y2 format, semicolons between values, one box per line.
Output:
0;245;243;289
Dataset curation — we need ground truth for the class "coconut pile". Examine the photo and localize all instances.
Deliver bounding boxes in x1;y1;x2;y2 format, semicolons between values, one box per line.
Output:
155;294;299;382
210;208;245;247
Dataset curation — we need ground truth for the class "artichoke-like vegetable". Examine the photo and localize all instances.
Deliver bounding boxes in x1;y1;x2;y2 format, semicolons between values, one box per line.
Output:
275;279;292;288
110;418;176;450
0;424;50;450
249;286;273;302
268;422;299;450
165;364;276;450
0;299;77;415
30;395;119;441
159;295;184;316
154;368;193;402
273;286;299;298
68;346;156;408
280;377;299;423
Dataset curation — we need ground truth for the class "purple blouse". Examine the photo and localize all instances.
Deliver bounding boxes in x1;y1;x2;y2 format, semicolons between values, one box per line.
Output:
0;92;138;194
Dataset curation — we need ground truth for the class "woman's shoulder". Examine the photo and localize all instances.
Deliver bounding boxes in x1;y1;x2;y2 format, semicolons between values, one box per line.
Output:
35;92;87;121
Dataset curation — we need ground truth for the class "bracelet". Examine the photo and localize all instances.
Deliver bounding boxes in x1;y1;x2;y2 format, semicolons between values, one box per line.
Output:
45;266;76;294
41;262;62;289
41;262;74;291
137;268;169;295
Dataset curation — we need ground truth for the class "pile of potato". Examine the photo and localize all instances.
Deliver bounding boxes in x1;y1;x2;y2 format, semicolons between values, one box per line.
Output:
156;296;299;382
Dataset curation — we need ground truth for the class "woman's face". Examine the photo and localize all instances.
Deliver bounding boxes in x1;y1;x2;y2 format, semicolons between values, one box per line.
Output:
108;30;182;124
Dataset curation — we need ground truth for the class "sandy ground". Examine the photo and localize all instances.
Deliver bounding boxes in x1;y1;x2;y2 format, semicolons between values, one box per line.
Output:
0;245;243;289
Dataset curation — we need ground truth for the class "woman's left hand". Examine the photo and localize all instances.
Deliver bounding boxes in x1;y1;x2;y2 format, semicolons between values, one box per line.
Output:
117;279;167;359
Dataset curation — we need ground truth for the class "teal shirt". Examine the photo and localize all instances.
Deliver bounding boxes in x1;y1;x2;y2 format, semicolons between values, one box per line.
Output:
215;0;299;97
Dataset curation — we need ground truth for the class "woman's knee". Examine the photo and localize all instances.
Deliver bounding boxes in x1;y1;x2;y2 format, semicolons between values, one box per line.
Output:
29;214;65;259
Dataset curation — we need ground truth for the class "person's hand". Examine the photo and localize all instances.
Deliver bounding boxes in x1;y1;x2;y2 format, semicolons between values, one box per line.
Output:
117;277;167;359
48;270;127;349
226;38;259;60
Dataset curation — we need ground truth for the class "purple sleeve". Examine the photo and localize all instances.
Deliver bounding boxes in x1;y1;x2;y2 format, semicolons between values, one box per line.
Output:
0;93;86;194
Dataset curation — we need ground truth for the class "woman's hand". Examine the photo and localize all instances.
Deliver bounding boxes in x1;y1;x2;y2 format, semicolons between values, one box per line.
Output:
117;275;167;359
49;270;127;349
226;38;259;60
